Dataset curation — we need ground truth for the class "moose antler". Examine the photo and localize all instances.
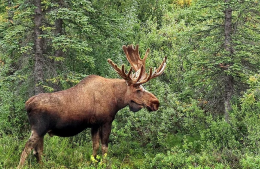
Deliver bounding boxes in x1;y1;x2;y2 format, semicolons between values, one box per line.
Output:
123;45;167;84
123;45;149;72
108;45;167;86
107;59;143;85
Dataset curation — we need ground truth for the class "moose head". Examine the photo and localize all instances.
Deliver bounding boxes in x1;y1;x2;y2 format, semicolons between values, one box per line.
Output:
18;45;166;168
108;45;166;112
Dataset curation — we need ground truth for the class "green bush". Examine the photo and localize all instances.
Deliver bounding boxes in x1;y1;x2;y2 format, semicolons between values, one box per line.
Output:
240;154;260;169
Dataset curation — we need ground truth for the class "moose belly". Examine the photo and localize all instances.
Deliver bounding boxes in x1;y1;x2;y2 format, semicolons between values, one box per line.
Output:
49;119;93;137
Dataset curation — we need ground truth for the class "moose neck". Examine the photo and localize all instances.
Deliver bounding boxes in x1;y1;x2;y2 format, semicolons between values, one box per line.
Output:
111;79;130;111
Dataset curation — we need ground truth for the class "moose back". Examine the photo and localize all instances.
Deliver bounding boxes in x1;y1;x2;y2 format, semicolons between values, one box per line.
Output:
18;45;166;168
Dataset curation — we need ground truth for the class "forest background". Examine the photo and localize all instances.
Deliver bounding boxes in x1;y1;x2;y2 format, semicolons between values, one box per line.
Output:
1;0;260;168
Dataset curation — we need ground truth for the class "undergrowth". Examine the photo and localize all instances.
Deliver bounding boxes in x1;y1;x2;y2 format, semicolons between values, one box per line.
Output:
2;81;260;168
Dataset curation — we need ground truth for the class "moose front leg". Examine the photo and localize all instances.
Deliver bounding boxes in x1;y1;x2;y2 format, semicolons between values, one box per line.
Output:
100;123;112;157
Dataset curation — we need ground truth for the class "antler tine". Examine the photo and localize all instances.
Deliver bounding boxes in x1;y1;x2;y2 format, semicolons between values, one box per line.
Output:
135;67;153;85
123;45;148;72
135;65;145;82
151;56;167;78
135;56;167;85
126;66;133;77
107;59;129;81
108;46;166;86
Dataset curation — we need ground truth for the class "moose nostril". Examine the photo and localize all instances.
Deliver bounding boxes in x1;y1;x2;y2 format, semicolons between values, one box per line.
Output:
151;101;159;111
153;103;159;111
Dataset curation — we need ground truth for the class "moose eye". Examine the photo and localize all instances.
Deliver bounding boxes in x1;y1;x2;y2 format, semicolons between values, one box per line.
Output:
136;89;142;94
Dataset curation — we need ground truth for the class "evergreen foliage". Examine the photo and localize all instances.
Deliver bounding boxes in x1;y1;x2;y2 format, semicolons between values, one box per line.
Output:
1;0;260;168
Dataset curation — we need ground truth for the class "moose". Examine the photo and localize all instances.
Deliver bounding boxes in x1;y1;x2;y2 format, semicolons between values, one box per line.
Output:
18;45;166;168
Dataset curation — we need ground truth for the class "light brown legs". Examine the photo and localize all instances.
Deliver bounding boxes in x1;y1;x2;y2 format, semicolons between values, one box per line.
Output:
18;130;43;168
90;123;111;161
100;123;111;156
91;127;100;158
33;136;44;164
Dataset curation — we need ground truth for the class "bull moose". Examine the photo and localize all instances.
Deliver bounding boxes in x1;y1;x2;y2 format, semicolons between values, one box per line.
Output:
18;45;167;168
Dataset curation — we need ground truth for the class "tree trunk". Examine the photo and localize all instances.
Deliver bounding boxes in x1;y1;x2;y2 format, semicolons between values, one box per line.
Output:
52;0;64;91
223;0;234;122
8;0;13;23
52;18;63;91
34;0;44;94
55;18;63;57
55;0;64;58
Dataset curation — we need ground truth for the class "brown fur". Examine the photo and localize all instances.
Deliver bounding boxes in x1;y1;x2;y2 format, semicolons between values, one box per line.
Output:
18;75;160;168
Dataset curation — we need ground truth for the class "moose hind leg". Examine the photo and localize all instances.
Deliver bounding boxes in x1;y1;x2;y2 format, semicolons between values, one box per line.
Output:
18;130;41;168
91;127;100;158
33;136;44;164
100;123;112;156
